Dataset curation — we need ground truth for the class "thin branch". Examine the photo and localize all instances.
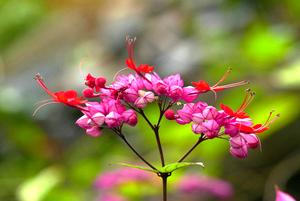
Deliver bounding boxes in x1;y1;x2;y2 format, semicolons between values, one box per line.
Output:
113;129;158;171
178;134;206;162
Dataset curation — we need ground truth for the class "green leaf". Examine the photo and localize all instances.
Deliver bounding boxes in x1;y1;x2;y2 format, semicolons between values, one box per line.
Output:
116;163;158;173
159;162;204;173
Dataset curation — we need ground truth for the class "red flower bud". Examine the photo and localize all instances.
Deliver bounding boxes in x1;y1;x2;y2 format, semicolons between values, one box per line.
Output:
165;109;175;120
95;77;106;89
82;88;95;98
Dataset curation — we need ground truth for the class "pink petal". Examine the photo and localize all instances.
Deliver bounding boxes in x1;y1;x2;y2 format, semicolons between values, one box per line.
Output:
276;188;296;201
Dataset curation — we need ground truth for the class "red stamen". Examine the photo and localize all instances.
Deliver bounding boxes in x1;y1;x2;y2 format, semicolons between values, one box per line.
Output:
237;112;280;134
126;35;136;60
212;80;250;92
236;89;255;113
124;36;154;83
192;68;249;94
213;68;232;87
34;74;55;97
35;73;87;109
220;89;254;118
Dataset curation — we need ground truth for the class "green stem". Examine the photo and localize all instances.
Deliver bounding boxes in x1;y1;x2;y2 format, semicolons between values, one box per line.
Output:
160;173;169;201
139;109;165;166
162;176;167;201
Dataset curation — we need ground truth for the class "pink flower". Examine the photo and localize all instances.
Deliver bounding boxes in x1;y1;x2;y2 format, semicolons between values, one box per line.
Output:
75;114;103;137
98;194;126;201
163;74;184;87
276;187;296;201
229;135;248;158
192;113;204;124
192;123;203;134
105;112;122;128
134;90;155;108
143;72;161;90
177;174;233;200
224;122;240;137
201;106;219;120
168;85;183;101
241;133;260;149
153;80;168;95
175;103;195;124
230;144;248;159
163;74;184;101
182;86;198;102
94;168;151;190
122;109;138;126
202;120;220;138
86;126;101;137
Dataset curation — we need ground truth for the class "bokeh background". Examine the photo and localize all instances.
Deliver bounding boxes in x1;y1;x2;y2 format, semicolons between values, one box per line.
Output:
0;0;299;201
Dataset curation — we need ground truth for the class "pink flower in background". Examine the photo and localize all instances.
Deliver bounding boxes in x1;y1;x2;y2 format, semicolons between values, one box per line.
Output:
275;187;296;201
177;174;233;200
98;193;126;201
94;168;152;190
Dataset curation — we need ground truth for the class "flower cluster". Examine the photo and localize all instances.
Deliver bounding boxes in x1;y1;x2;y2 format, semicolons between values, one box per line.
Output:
34;36;278;159
166;89;279;158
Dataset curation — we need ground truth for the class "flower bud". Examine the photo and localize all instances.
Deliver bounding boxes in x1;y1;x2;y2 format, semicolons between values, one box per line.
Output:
76;115;90;128
154;81;168;94
95;77;106;88
143;91;155;103
134;97;147;108
122;110;138;126
82;88;95;98
168;86;183;101
224;123;239;137
85;73;96;88
192;113;204;124
229;135;245;148
241;134;260;149
182;86;198;102
86;126;101;137
202;120;220;138
105;112;122;128
165;109;175;120
230;144;248;159
192;123;203;134
202;106;219;120
92;112;105;126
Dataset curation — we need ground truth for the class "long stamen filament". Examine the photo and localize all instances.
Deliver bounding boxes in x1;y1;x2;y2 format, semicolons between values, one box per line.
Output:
239;92;255;112
263;111;280;127
213;68;232;87
126;36;136;60
237;89;254;112
33;101;58;116
113;67;129;81
216;80;249;89
34;74;54;97
34;99;53;106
